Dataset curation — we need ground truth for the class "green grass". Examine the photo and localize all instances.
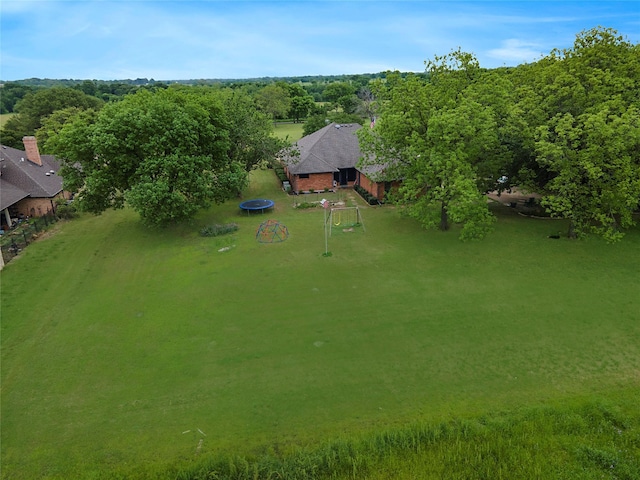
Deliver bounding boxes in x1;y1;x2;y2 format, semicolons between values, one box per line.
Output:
272;122;304;142
176;395;640;479
0;112;15;128
2;170;639;478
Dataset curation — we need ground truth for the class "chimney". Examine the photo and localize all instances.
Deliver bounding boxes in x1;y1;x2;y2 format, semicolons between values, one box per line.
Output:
23;136;42;166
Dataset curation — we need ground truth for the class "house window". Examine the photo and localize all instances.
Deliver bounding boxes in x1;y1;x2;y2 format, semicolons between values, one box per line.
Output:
299;174;309;179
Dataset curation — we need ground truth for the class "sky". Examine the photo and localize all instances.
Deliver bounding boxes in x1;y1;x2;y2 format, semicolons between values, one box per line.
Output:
1;0;638;81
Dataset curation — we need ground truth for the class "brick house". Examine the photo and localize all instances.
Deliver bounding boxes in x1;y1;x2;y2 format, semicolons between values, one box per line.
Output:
282;122;362;193
0;136;70;229
281;122;400;200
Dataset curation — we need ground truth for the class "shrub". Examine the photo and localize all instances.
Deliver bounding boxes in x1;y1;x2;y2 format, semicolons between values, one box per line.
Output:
354;185;379;205
296;202;317;209
200;223;239;237
55;199;78;219
272;164;288;183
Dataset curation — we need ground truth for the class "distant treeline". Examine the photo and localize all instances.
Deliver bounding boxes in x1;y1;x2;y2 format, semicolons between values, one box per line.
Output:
0;72;423;113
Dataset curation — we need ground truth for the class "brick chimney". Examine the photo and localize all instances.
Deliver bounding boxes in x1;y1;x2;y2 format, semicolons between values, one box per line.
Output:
23;136;42;166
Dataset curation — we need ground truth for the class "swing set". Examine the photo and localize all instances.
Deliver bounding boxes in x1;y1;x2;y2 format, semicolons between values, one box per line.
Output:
326;207;365;236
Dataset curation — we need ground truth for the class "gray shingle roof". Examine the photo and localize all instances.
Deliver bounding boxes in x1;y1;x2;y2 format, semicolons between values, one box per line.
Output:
0;144;63;211
0;179;29;210
284;123;363;175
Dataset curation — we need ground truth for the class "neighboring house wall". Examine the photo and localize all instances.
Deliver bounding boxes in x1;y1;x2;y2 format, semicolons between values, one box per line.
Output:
15;191;70;218
358;173;384;200
291;172;334;193
357;172;401;201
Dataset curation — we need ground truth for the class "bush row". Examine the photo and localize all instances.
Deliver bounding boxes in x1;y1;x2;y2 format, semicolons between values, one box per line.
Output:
273;165;288;183
200;223;239;237
354;184;380;205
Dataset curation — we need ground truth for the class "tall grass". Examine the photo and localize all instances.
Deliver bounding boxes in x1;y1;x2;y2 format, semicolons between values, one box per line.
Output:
147;394;640;479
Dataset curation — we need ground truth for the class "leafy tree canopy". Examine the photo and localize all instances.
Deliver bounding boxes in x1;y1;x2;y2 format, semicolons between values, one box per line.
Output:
0;82;38;113
254;84;291;120
0;86;103;148
514;27;640;240
359;51;505;240
50;88;284;225
360;28;639;241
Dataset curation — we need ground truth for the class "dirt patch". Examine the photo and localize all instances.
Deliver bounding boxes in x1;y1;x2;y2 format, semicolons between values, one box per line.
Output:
487;188;541;206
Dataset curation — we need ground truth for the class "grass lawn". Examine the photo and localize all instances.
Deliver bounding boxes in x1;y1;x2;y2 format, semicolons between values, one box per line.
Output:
2;170;639;478
0;113;15;128
272;122;304;142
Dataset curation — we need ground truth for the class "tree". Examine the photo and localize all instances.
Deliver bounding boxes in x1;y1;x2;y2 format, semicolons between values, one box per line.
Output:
514;27;640;240
535;106;640;241
302;114;330;136
0;87;103;148
42;108;99;195
12;86;103;132
125;154;244;224
37;107;95;153
213;88;286;170
74;80;97;96
323;81;355;104
0;82;37;114
359;52;502;240
50;88;280;225
254;84;291;121
289;95;315;123
323;81;360;113
356;85;377;122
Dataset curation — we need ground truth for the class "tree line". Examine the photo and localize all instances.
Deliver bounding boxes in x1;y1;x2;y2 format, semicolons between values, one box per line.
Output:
0;73;391;114
0;77;377;142
358;27;639;241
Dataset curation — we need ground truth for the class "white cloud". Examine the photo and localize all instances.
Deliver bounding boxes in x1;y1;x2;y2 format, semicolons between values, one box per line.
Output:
487;39;546;64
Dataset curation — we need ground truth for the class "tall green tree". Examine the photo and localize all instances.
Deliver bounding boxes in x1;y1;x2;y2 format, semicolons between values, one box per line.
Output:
323;81;359;113
359;52;503;240
521;27;640;240
322;81;355;104
254;84;291;121
214;88;286;170
289;95;315;123
536;107;640;241
37;106;96;153
283;81;316;123
50;88;280;225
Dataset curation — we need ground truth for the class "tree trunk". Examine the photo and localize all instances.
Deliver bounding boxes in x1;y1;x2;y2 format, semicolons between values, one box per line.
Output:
440;202;449;231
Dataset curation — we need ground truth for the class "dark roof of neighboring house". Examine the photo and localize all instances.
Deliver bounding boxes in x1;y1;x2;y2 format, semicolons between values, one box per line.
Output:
284;122;363;175
0;144;63;211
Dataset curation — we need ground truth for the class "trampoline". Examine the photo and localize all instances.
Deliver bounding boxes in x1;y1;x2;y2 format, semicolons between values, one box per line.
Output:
239;198;274;214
